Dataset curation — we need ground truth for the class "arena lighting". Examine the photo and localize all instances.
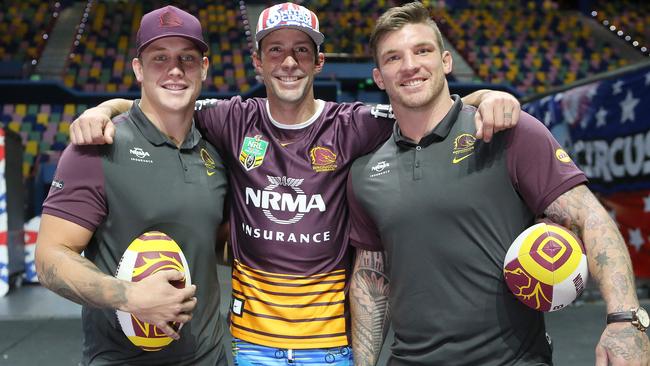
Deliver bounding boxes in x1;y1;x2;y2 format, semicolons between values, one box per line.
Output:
603;20;609;26
625;36;631;41
633;41;639;47
591;11;597;16
42;34;48;40
617;30;624;36
642;47;648;53
609;25;616;31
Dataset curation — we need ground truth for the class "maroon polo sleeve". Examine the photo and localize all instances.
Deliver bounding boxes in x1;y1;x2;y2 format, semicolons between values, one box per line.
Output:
42;145;107;231
346;172;383;251
507;112;588;215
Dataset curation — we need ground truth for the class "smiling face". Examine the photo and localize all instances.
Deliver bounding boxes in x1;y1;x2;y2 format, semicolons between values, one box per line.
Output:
372;23;452;112
133;36;208;116
253;28;324;107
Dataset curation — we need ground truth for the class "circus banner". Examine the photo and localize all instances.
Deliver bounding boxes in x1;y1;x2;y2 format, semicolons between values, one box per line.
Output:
525;64;650;278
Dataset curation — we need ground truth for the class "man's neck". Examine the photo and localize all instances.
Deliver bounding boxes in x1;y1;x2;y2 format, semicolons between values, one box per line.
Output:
139;100;194;147
267;95;319;125
393;96;455;144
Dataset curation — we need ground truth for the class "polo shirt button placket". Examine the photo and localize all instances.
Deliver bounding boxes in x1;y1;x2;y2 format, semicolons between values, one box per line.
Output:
414;145;423;181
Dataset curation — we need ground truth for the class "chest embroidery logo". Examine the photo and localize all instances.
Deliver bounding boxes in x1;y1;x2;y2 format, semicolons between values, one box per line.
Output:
200;148;217;176
452;134;476;164
239;135;269;171
310;146;338;172
129;147;153;164
370;161;391;178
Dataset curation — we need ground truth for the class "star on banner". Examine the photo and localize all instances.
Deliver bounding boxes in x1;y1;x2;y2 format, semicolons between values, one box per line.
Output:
612;80;624;94
628;228;645;252
595;107;608;128
620;90;639;123
644;194;650;213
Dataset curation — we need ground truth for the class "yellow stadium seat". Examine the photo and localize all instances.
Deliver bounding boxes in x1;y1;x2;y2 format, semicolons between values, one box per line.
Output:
25;140;38;155
15;104;27;116
8;121;20;133
59;122;70;133
64;104;76;115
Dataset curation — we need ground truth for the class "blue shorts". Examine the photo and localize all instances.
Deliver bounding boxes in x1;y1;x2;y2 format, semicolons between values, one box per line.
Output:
232;338;353;365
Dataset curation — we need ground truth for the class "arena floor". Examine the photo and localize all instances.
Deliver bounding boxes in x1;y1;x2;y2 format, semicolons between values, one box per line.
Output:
0;264;647;366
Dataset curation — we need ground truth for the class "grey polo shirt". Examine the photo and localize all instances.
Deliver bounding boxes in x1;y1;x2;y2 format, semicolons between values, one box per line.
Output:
43;101;229;365
347;96;587;365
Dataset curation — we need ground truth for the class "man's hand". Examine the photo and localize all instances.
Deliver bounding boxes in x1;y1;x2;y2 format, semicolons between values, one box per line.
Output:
70;107;116;145
595;323;650;366
473;90;521;142
124;270;198;340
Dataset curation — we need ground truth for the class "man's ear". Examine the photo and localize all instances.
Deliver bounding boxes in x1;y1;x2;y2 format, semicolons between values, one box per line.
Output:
252;51;263;74
442;50;453;75
372;67;386;90
132;58;144;82
201;56;209;81
314;52;325;74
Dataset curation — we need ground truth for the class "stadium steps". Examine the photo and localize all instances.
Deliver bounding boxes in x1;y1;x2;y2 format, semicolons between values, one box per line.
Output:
442;35;477;82
583;15;646;63
35;2;85;80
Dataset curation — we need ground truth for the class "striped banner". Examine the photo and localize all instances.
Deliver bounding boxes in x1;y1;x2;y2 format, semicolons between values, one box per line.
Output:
0;128;8;296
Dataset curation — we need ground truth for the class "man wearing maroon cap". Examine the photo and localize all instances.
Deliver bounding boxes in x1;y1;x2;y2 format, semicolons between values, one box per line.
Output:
36;6;229;365
69;2;521;365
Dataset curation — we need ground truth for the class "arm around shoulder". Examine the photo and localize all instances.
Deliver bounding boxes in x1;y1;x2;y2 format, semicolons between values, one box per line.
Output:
70;99;133;145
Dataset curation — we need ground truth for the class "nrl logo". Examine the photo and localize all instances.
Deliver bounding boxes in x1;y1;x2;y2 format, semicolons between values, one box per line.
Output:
239;135;269;171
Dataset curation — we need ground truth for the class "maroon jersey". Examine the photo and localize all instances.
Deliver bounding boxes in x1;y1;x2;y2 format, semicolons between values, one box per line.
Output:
196;97;393;348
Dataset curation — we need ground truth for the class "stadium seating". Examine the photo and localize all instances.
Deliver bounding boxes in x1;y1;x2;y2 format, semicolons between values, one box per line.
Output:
64;1;258;94
304;0;392;57
593;0;650;50
2;103;80;178
433;0;631;95
0;0;58;78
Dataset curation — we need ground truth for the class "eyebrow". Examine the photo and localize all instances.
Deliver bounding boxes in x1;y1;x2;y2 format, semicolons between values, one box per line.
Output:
381;41;436;56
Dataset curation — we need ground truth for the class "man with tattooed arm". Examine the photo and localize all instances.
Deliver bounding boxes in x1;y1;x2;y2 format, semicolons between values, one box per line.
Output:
347;2;650;365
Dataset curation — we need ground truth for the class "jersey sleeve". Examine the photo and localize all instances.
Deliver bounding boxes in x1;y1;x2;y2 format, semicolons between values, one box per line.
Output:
41;145;107;231
507;112;588;215
346;172;383;251
345;103;394;157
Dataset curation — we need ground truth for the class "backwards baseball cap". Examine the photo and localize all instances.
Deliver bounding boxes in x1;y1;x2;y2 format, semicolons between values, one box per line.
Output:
255;3;324;49
136;5;208;55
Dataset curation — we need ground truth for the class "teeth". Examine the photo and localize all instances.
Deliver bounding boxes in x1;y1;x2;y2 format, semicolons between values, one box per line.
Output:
403;79;424;86
164;84;186;90
279;76;298;82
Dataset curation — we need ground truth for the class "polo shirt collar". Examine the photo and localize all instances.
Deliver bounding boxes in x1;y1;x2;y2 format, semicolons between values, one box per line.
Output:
393;94;462;148
130;100;202;149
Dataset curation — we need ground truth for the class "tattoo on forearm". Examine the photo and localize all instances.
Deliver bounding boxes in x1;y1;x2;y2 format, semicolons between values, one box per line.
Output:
351;251;390;366
37;247;128;309
543;185;637;309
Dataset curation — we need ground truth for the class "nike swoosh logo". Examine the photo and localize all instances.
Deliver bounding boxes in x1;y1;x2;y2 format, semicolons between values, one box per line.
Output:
280;142;293;147
207;170;216;176
452;153;474;164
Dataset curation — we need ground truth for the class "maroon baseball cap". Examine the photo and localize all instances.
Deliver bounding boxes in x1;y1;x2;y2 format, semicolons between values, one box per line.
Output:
136;5;208;55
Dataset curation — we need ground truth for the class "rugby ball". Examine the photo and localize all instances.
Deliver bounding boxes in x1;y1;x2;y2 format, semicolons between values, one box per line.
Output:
503;222;588;312
115;231;192;351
